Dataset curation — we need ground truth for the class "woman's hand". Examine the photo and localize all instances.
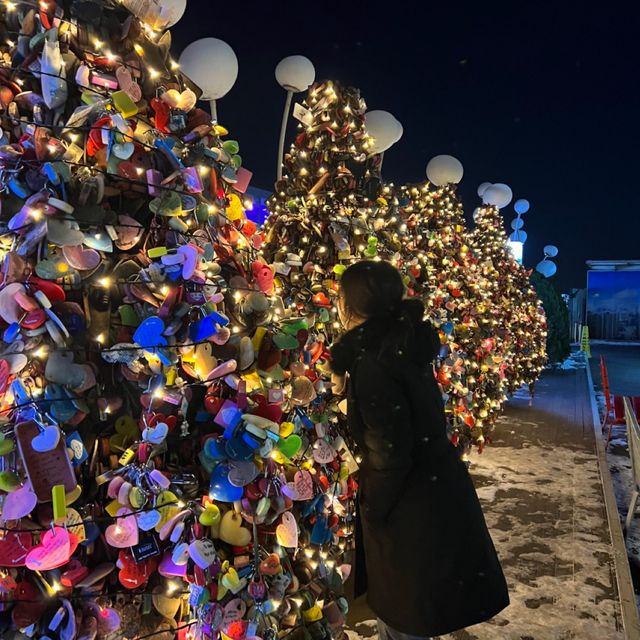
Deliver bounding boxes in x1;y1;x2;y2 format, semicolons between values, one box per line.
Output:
331;373;347;396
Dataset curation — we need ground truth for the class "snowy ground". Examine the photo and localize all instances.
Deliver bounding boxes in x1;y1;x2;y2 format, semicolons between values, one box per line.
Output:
348;362;625;639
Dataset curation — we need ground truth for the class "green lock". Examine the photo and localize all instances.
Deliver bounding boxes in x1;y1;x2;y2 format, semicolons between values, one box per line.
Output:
118;304;139;326
222;140;240;155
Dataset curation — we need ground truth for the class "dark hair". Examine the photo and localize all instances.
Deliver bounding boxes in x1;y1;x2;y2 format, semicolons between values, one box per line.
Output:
340;260;425;332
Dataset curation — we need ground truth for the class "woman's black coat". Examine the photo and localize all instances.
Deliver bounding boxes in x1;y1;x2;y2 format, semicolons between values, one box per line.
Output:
331;313;509;637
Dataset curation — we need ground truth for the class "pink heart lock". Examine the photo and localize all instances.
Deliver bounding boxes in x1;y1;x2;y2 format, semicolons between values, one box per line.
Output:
206;359;237;382
62;245;101;271
223;598;246;626
2;481;37;520
251;261;274;294
26;527;76;570
114;215;142;250
313;439;337;464
275;512;298;548
107;476;125;500
177;244;200;280
117;481;133;506
105;511;139;548
0;283;27;324
294;470;314;501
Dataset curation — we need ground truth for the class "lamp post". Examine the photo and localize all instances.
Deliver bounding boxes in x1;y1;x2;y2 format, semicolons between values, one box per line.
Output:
179;38;238;121
536;245;559;278
363;110;403;173
507;198;529;264
275;56;315;182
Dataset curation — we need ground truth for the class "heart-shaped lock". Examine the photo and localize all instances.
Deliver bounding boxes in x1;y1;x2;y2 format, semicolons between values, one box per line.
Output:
137;509;162;531
142;421;168;444
199;503;221;527
259;553;281;576
2;481;37;519
171;541;190;566
105;512;139;548
227;461;259;487
219;511;251;546
152;584;182;618
158;550;187;578
188;538;217;569
276;434;302;459
313;439;337;464
276;511;298;548
293;470;314;501
25;526;77;570
31;424;62;452
209;465;243;503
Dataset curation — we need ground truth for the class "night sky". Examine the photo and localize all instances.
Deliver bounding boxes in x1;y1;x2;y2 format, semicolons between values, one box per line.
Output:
172;1;640;292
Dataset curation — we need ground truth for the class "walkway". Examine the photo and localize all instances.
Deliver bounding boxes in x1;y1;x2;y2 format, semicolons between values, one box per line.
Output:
347;364;632;639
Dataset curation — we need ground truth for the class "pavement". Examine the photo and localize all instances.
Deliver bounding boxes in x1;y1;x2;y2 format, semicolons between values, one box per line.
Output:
346;363;628;639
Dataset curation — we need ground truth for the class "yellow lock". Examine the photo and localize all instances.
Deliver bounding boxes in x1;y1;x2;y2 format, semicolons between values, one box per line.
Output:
106;499;123;517
226;194;244;221
165;367;177;386
279;422;295;438
65;484;82;505
303;604;323;622
52;485;67;524
252;327;267;352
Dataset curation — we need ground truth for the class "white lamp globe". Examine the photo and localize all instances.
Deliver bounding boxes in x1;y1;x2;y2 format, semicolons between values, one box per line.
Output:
426;155;464;186
509;230;528;243
365;110;403;154
544;244;559;257
477;181;492;197
514;198;530;214
179;38;238;100
536;259;557;278
482;183;513;209
275;56;315;92
159;0;187;27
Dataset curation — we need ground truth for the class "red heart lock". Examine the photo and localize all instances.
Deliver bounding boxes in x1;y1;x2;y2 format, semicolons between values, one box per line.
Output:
204;393;225;416
117;550;157;589
20;309;46;330
61;559;89;587
259;553;281;576
151;98;170;133
317;475;330;492
0;530;34;567
0;360;11;395
251;395;283;424
244;481;263;501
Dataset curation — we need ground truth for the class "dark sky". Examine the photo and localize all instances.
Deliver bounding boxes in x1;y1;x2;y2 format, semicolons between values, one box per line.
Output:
172;0;640;292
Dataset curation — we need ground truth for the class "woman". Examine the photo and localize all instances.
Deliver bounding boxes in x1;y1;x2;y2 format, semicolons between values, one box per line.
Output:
331;261;509;640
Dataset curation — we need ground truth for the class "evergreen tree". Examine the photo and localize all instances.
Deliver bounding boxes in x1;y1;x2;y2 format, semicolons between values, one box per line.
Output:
530;272;569;364
468;204;546;402
378;182;507;449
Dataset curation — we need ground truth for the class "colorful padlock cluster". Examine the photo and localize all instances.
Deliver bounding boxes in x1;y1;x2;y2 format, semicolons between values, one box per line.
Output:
0;2;357;640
